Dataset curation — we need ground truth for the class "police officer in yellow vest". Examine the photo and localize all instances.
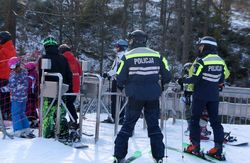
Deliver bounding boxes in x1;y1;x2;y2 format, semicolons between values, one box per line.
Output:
183;36;230;160
113;30;171;163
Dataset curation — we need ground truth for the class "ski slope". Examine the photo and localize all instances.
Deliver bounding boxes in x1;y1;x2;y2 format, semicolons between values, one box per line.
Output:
0;114;249;163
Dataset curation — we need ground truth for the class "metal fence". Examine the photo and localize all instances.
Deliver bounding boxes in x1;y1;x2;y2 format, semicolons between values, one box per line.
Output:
161;83;250;125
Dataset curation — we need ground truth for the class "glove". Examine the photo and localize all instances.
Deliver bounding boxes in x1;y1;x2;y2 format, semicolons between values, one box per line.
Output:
177;78;184;86
219;83;225;91
117;85;124;92
102;73;108;78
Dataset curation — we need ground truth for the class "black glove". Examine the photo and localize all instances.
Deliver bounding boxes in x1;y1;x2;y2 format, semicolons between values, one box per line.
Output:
117;85;124;91
177;78;184;86
103;73;108;79
107;75;111;80
219;83;224;92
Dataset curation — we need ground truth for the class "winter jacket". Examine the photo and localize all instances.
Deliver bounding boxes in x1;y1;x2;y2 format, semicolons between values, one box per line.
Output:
184;50;230;101
40;45;73;91
116;47;171;100
63;51;82;93
0;40;16;79
107;51;125;80
0;69;28;102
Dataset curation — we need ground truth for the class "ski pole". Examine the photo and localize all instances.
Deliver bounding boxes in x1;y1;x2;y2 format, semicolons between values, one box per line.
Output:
163;91;168;160
181;95;184;159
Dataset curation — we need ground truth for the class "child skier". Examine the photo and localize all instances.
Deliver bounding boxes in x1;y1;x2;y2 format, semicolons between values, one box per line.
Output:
181;62;211;140
24;62;39;128
0;57;35;138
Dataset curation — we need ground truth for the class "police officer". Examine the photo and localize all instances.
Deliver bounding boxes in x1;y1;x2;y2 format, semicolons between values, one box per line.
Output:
183;36;230;160
102;39;128;124
113;30;171;163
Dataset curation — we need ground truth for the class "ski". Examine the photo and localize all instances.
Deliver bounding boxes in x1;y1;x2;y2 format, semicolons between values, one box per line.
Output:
166;145;215;162
59;139;88;149
82;132;94;137
205;153;226;161
124;150;142;163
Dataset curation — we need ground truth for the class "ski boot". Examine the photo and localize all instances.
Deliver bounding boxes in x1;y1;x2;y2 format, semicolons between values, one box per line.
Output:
113;157;125;163
207;143;226;161
19;129;36;139
68;121;81;143
185;143;201;155
102;117;114;124
154;158;163;163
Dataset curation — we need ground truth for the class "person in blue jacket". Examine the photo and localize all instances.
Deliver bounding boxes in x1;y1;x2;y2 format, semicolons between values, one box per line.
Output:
182;36;230;161
113;30;171;163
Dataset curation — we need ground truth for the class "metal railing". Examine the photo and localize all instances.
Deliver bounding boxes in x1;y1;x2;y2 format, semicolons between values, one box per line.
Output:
161;83;250;125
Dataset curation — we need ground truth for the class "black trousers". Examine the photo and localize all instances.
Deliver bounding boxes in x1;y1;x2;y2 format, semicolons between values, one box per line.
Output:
190;98;224;145
111;79;125;122
65;95;78;122
114;98;164;160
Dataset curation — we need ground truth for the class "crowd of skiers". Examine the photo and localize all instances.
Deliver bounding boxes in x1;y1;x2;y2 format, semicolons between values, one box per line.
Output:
0;29;230;163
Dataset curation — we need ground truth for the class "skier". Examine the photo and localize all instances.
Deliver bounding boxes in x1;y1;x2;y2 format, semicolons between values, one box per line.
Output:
0;57;35;138
113;30;171;163
40;36;72;139
102;39;128;125
24;62;39;128
58;43;83;142
0;31;16;120
182;36;230;160
181;62;211;140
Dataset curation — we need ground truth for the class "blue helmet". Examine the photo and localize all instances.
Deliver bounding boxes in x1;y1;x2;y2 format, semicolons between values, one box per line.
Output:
112;39;128;52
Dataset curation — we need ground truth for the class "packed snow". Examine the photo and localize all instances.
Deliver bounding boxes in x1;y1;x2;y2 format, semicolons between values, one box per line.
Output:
0;114;249;163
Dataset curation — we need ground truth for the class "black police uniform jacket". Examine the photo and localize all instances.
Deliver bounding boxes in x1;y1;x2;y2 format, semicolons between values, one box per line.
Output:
116;47;171;100
184;50;230;101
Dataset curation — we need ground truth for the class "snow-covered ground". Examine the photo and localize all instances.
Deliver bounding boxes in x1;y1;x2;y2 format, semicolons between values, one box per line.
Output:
0;114;249;163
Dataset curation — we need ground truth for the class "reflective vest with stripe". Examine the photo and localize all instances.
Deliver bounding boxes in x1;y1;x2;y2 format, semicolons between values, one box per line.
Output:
190;54;230;101
116;47;171;100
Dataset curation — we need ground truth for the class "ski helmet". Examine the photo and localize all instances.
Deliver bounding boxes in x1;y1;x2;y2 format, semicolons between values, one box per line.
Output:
58;44;71;54
112;39;128;52
183;62;192;76
196;36;217;47
8;57;21;69
0;31;12;45
128;30;148;48
42;36;58;47
24;62;36;70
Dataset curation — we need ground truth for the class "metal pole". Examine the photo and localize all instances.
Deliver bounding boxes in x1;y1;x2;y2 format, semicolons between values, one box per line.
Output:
39;69;45;137
95;74;102;143
55;74;63;140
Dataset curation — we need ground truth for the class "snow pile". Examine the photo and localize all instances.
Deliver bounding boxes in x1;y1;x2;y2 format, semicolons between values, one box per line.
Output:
0;114;249;163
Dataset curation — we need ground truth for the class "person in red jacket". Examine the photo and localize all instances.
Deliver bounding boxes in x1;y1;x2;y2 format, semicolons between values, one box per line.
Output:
58;44;83;131
0;31;16;120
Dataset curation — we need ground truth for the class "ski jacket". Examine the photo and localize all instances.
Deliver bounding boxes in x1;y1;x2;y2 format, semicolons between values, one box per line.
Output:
107;51;125;80
27;69;38;95
184;52;230;101
40;46;73;92
0;40;16;80
116;47;171;100
0;69;28;102
63;51;82;93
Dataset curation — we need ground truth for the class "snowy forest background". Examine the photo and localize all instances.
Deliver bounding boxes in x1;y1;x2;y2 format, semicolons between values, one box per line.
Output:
0;0;249;87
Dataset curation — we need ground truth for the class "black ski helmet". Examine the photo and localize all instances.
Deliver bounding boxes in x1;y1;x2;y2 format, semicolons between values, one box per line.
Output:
58;44;71;54
0;31;12;45
128;30;148;48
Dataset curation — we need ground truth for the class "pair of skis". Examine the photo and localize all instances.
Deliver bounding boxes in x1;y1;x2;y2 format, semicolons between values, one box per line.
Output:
123;143;223;163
